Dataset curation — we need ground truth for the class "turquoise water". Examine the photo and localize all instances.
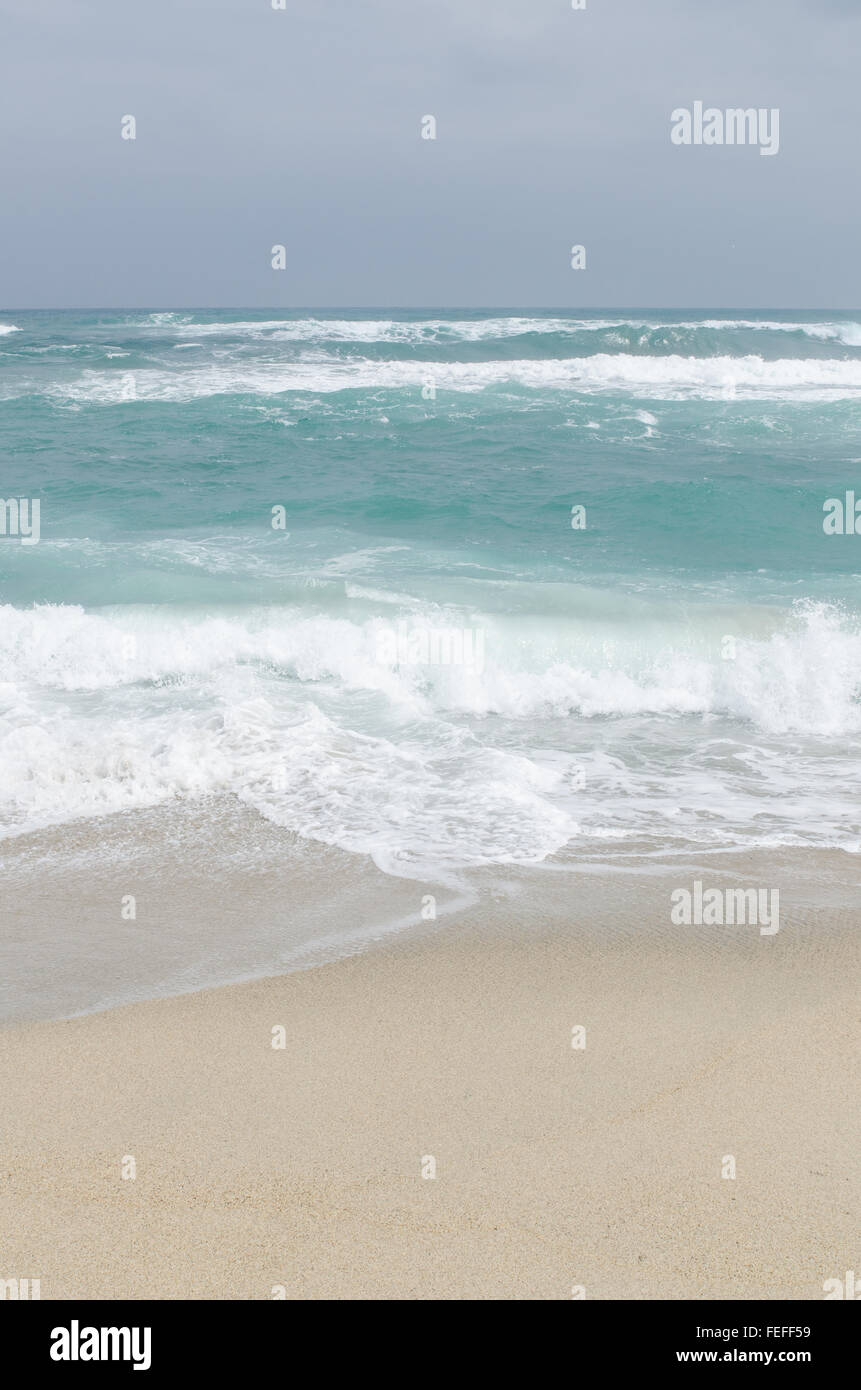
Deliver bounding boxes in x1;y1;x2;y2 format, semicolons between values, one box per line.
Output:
2;308;861;871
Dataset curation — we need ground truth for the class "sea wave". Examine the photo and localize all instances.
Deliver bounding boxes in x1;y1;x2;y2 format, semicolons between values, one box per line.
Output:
11;353;861;405
0;598;858;867
126;314;861;349
0;596;855;730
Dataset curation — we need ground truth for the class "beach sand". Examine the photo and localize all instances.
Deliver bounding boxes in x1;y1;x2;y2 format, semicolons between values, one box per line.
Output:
1;821;859;1300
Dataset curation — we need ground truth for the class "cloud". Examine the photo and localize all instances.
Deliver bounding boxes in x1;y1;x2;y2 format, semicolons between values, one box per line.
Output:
0;0;857;306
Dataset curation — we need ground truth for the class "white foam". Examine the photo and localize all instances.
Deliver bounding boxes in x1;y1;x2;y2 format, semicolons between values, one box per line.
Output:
161;316;622;343
0;599;859;865
21;353;861;406
1;598;857;729
129;315;861;348
133;311;194;326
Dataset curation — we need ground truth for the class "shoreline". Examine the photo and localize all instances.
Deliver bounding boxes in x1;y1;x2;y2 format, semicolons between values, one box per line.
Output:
3;796;860;1026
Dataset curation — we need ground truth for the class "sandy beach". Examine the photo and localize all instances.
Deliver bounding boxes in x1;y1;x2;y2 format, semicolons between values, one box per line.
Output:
2;832;858;1300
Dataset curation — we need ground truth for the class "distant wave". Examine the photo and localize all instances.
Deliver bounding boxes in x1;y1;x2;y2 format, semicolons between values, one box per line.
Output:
130;314;861;348
0;323;20;335
697;319;861;346
18;352;861;405
166;316;621;342
132;311;195;327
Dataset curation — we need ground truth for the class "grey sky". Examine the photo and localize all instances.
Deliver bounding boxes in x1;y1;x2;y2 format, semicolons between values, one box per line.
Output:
1;0;858;308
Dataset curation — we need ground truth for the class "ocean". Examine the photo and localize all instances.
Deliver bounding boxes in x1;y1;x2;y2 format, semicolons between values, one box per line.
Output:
2;307;861;887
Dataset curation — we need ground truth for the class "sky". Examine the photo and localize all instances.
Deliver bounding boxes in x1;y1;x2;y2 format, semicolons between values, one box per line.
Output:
1;0;859;308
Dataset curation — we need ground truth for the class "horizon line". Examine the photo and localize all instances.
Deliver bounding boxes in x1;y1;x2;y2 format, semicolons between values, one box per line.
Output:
3;305;861;314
